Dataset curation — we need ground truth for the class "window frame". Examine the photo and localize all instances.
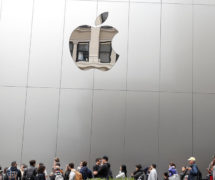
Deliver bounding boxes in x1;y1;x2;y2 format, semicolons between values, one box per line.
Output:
76;42;90;62
99;41;112;63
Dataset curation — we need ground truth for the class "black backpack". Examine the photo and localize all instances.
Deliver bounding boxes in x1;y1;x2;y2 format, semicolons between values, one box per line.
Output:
137;173;145;180
196;167;202;180
25;168;36;180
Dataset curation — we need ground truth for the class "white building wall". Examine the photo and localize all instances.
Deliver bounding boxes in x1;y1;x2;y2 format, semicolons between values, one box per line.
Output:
0;0;215;177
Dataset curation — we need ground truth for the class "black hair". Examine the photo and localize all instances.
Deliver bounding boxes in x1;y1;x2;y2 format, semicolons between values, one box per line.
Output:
29;160;36;166
163;172;169;180
11;161;16;167
56;162;60;167
136;164;142;170
82;161;87;167
69;163;74;169
37;165;46;174
121;165;127;177
96;158;101;162
21;164;28;169
102;156;109;162
54;157;60;163
152;164;157;169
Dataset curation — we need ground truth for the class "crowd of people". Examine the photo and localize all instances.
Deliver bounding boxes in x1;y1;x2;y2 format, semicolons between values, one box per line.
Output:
0;155;215;180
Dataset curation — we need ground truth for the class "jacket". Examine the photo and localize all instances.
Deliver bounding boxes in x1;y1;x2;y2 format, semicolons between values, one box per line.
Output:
80;167;92;180
188;164;198;180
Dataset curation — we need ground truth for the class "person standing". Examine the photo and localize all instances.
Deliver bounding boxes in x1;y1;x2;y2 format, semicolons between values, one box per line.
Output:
148;164;157;180
36;165;46;180
116;165;127;179
94;156;110;179
93;158;101;178
23;160;37;180
68;163;76;180
187;157;199;180
79;161;92;180
5;161;22;180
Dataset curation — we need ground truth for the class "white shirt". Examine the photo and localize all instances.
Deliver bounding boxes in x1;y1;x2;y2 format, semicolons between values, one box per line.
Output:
69;170;76;180
116;171;125;179
148;169;157;180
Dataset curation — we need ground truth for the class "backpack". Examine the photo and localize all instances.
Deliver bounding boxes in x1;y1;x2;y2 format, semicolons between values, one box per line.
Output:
55;172;64;180
25;168;36;180
137;173;145;180
196;167;202;180
7;169;18;180
74;171;82;180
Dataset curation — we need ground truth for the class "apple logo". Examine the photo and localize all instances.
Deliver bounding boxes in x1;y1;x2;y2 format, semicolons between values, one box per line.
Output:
69;12;119;71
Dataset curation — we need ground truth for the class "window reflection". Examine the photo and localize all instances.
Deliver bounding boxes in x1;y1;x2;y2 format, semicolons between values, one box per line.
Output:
69;12;119;71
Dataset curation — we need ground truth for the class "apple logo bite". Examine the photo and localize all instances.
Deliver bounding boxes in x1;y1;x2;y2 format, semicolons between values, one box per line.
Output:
69;12;119;71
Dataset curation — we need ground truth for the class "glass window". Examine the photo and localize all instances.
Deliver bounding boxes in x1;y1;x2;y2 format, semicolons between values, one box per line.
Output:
69;41;74;56
99;42;112;63
76;42;89;62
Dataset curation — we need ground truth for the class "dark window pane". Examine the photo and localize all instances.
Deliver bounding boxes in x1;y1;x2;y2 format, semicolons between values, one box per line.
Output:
78;43;89;51
77;42;89;62
69;41;74;56
99;42;111;63
100;43;111;52
100;53;111;63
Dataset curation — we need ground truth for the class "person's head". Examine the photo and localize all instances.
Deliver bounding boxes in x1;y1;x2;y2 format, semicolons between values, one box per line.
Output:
4;167;8;174
54;157;60;166
56;162;61;167
169;162;176;168
37;165;46;174
54;157;60;163
29;160;36;167
66;165;70;171
181;166;186;172
95;158;101;165
136;164;142;171
151;164;156;169
69;163;74;169
11;161;17;168
188;157;196;165
20;164;27;171
163;172;169;180
102;156;108;164
120;165;127;177
82;161;87;167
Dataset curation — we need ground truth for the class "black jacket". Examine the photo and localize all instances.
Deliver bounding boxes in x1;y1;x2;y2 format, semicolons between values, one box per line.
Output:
97;163;110;178
36;174;45;180
132;169;145;180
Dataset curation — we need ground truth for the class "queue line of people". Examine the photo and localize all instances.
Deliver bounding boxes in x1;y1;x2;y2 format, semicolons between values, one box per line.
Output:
0;155;214;180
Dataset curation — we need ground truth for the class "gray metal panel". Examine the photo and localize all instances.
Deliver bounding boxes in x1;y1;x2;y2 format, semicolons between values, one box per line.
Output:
125;91;159;175
22;88;59;172
127;3;160;91
57;89;92;169
28;0;65;88
0;87;26;167
159;93;192;174
90;90;126;176
193;5;215;93
161;4;192;92
193;94;215;176
0;0;33;86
